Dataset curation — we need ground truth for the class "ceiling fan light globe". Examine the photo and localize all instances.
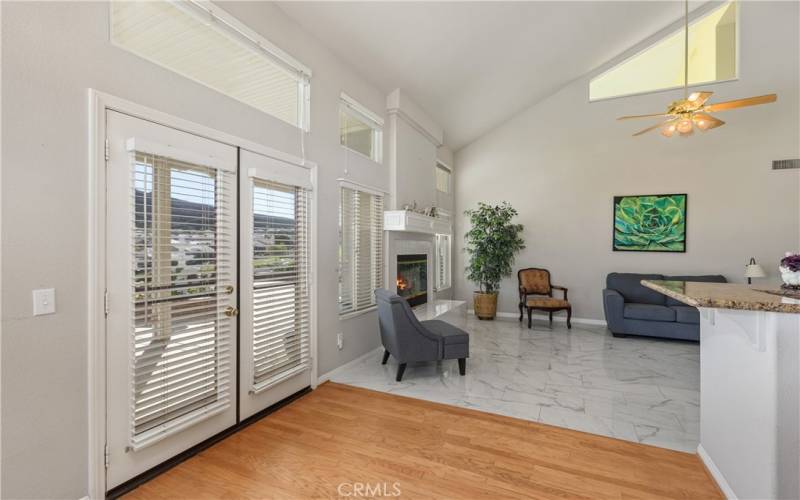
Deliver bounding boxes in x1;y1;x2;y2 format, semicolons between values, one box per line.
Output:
676;119;693;134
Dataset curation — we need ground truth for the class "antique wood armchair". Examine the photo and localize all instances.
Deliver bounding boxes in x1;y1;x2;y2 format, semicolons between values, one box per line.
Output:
518;268;572;329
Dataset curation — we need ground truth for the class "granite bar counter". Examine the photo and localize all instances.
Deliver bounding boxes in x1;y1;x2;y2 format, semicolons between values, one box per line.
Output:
642;280;800;500
642;279;800;314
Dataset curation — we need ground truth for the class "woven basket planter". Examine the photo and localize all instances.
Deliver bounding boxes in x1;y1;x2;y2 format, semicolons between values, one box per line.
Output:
473;291;498;320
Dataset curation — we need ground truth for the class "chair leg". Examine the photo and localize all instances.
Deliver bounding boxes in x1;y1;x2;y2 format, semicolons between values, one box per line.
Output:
527;307;532;329
396;363;407;382
548;311;553;326
458;358;466;376
518;302;523;322
381;350;390;365
567;308;572;329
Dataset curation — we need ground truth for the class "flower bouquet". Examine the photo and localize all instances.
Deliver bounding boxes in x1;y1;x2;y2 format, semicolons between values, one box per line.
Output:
779;252;800;289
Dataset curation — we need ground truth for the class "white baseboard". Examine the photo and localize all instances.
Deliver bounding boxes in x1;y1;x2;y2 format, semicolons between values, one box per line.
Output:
467;309;607;327
697;444;736;499
317;346;383;385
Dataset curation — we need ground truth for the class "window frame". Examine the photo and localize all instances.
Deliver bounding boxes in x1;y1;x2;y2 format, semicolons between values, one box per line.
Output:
588;1;739;103
110;0;313;131
435;161;451;194
338;182;385;318
434;233;452;292
339;93;384;164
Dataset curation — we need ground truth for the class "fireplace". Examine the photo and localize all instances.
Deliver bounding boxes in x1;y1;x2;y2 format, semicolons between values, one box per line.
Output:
396;254;428;307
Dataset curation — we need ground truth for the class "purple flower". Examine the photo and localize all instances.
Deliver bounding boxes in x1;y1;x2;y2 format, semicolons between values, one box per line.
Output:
781;253;800;272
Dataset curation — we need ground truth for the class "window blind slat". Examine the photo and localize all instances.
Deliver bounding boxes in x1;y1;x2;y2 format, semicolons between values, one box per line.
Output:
111;1;309;129
129;151;233;451
250;180;312;392
339;187;384;315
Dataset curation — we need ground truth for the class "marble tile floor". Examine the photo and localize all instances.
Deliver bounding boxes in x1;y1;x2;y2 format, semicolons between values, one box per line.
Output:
331;315;700;453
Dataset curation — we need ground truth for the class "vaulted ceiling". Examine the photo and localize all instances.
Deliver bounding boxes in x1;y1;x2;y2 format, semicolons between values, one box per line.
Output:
276;1;696;150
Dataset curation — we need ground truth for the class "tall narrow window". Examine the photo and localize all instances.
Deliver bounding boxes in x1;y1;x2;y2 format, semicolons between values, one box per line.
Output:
131;151;234;449
590;1;737;101
340;93;383;163
250;180;311;392
436;162;451;193
111;1;311;129
435;234;452;291
339;186;384;315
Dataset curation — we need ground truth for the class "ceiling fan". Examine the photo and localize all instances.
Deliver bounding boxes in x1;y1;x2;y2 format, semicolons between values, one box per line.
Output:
618;0;777;137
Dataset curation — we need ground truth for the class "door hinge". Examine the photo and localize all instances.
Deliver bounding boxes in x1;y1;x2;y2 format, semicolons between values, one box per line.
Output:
104;443;110;469
104;139;110;162
104;289;110;317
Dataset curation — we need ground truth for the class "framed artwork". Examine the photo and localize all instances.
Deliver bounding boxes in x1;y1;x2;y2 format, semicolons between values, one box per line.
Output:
612;193;687;252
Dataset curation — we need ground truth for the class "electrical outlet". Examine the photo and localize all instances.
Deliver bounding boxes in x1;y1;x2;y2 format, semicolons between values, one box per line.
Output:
337;333;344;350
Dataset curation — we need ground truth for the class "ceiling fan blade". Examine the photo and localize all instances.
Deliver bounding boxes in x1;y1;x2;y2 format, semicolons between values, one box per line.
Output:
704;94;777;112
687;91;713;107
693;112;725;131
617;112;670;121
633;120;670;137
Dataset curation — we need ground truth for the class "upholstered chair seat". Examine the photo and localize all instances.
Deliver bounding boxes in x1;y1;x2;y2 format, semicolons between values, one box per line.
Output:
526;297;570;309
375;289;469;381
518;268;572;329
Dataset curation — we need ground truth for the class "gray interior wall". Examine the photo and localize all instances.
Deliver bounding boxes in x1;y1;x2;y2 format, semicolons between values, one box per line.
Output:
453;1;800;321
1;2;389;497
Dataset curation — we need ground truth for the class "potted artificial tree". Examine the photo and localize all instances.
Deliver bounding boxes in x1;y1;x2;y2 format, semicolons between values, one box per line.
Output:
464;202;525;320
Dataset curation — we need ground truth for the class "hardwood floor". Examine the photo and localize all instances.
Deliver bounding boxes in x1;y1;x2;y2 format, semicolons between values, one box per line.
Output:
125;382;722;499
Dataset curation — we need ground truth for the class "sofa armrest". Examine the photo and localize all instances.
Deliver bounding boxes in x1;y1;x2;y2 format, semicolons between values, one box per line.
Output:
602;289;626;333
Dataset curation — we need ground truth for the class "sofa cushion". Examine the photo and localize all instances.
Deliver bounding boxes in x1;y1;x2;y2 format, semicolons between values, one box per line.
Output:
663;275;727;306
624;303;676;322
670;305;700;324
607;273;666;305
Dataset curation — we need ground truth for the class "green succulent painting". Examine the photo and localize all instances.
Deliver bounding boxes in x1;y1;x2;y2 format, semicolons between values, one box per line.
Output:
613;194;686;252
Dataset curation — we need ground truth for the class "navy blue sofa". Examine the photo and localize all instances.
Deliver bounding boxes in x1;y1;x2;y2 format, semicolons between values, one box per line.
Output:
602;273;727;341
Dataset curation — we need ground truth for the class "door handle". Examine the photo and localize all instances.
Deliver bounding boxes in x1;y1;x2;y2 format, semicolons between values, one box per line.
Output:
225;306;239;317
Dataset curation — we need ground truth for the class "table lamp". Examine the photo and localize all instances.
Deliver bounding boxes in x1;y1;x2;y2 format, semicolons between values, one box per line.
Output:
745;257;766;284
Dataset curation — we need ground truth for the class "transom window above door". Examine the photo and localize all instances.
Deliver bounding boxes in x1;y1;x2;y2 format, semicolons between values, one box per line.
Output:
110;1;312;129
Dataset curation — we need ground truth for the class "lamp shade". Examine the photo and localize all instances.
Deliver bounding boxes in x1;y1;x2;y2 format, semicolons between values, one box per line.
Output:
745;263;766;279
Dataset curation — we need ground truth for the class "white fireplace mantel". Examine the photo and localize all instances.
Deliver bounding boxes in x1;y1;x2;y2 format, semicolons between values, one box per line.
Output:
384;210;451;235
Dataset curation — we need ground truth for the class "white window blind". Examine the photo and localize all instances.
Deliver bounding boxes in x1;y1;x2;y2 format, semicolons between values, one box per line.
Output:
340;93;383;163
131;151;234;450
111;1;311;129
339;186;384;315
435;234;452;291
250;179;311;392
436;163;451;193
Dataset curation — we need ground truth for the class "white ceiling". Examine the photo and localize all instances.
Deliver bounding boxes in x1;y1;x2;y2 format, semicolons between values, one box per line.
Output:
276;1;694;151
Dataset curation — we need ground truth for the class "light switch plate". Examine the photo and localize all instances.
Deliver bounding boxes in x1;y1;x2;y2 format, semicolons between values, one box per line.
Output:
33;288;56;316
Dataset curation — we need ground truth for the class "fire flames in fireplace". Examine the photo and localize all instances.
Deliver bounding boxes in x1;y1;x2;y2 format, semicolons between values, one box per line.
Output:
396;253;427;307
396;277;409;291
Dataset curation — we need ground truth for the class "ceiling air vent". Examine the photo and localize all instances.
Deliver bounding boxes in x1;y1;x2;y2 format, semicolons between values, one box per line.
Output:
772;159;800;170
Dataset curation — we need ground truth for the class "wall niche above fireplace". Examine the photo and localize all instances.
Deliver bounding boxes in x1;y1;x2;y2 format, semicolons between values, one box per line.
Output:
397;254;428;307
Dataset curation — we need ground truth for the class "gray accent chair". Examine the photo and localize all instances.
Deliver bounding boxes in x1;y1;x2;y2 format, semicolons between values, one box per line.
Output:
375;289;469;381
602;273;727;341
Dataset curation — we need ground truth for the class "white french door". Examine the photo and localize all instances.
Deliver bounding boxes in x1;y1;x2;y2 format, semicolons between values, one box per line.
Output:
238;150;313;419
105;111;238;488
